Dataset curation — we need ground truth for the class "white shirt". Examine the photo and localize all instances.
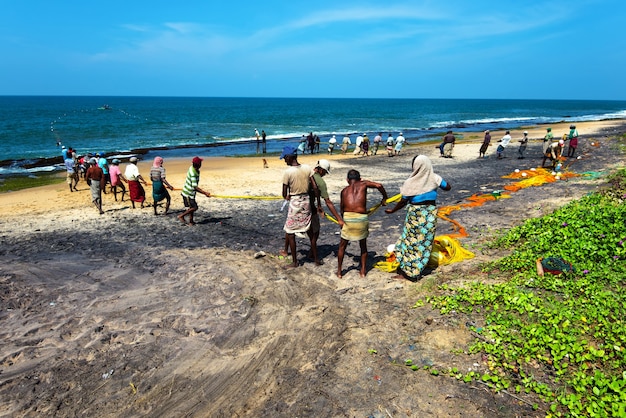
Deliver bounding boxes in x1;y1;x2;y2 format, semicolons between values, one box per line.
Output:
124;164;140;180
500;134;512;147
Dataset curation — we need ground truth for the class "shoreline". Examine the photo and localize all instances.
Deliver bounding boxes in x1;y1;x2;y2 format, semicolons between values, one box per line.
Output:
1;118;623;187
1;118;624;175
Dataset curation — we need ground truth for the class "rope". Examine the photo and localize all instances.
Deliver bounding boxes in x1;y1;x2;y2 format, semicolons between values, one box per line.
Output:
323;193;403;224
210;194;283;200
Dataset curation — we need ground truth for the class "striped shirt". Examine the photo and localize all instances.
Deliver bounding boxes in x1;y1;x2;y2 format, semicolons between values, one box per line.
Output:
181;165;200;198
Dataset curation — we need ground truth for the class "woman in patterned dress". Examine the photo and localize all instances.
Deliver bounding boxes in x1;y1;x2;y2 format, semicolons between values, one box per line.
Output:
385;155;451;280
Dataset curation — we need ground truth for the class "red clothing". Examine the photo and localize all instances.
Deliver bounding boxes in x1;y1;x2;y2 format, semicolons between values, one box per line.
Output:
85;165;104;182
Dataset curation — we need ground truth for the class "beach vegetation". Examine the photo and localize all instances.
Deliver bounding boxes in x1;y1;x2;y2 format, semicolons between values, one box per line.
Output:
0;173;64;193
422;168;626;416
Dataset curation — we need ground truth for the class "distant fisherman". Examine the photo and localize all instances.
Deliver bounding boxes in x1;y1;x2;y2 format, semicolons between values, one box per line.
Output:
85;158;105;215
178;156;211;226
125;157;148;209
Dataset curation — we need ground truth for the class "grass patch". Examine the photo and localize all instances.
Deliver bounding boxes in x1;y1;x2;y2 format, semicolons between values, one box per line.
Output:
420;167;626;416
0;172;65;193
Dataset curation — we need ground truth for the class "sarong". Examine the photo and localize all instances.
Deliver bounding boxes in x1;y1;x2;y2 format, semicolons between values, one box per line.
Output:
89;181;101;202
283;194;311;234
479;142;489;155
152;180;169;203
340;212;369;241
394;204;437;279
443;143;453;157
128;180;145;203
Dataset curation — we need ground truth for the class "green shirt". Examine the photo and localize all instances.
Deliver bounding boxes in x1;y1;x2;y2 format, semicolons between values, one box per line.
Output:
311;172;329;200
182;165;200;198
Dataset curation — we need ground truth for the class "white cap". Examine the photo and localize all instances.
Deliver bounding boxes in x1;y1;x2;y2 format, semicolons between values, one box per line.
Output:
316;159;331;174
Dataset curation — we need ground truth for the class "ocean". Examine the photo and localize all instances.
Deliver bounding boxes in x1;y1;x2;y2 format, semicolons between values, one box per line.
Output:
1;96;625;175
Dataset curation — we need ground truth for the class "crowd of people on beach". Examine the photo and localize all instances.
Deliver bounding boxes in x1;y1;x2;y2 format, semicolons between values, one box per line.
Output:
262;131;409;157
60;124;580;280
63;148;210;221
61;137;452;281
429;125;580;168
277;145;450;280
475;125;579;167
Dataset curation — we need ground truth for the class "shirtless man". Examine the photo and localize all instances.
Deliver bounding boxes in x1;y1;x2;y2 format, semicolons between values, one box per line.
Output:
337;169;388;278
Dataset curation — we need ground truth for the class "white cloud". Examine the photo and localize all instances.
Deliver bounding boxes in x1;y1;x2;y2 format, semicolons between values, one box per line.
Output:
87;3;574;69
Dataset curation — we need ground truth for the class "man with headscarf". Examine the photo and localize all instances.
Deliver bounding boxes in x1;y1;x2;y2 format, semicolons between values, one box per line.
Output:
385;155;451;280
150;156;174;215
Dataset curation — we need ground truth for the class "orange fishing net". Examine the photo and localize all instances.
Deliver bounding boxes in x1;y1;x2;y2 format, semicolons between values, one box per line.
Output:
435;166;581;238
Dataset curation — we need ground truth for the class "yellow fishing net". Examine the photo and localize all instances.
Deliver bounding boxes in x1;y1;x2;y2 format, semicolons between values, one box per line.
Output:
427;235;475;268
373;234;475;272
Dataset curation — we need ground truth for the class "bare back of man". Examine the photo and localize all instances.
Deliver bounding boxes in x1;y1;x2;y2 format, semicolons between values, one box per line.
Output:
337;169;387;278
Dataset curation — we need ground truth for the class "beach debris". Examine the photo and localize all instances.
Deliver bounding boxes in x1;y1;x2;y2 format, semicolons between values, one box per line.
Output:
129;382;137;394
102;369;114;379
254;251;266;259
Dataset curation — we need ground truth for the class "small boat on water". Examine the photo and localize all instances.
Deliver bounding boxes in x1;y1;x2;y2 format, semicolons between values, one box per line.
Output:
98;104;111;110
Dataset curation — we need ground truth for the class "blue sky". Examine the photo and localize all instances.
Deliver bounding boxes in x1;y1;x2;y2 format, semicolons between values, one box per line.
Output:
1;1;624;99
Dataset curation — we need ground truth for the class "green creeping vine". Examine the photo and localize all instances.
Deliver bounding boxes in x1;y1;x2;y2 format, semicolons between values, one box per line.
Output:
426;168;626;417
